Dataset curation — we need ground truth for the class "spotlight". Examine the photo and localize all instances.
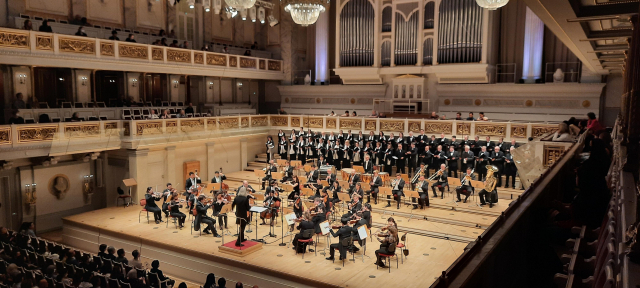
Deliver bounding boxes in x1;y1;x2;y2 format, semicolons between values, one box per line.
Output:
268;15;278;27
258;7;265;24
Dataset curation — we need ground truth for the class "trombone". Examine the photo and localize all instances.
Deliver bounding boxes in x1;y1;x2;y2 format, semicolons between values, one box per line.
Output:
460;169;474;186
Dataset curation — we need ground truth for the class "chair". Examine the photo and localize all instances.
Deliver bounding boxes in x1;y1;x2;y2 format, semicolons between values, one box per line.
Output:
177;101;184;106
108;278;120;288
147;272;171;288
99;116;108;121
377;244;398;273
122;109;132;119
88;116;99;121
74;103;84;108
135;267;147;279
116;187;131;208
397;233;408;264
96;102;106;108
24;118;35;124
139;199;149;223
61;102;72;108
170;102;177;107
161;101;169;107
166;214;178;229
190;210;202;236
332;237;355;267
38;103;49;109
295;229;315;259
52;117;61;123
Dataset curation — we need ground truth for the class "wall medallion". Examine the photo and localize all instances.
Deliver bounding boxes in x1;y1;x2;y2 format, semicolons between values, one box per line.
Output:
48;174;70;200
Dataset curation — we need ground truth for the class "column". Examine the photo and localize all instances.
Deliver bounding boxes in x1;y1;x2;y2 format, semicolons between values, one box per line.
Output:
521;7;544;83
315;12;330;83
373;0;381;67
166;146;176;186
416;0;424;66
390;4;396;67
128;149;149;202
240;138;248;171
206;142;215;180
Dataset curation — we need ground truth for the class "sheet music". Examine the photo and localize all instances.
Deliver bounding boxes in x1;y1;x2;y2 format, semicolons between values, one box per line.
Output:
249;206;268;213
284;213;297;225
319;221;331;235
358;226;368;240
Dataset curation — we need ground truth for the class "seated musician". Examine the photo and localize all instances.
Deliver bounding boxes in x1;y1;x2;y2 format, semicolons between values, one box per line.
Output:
280;161;294;183
311;197;326;233
287;175;301;201
413;175;430;209
430;164;448;198
388;174;405;209
291;211;314;253
317;155;328;167
354;203;371;229
325;218;356;261
326;181;341;205
367;170;382;204
308;178;324;200
186;185;199;215
375;220;399;268
347;170;360;194
237;180;256;194
363;154;373;174
260;185;281;226
262;160;277;190
212;192;229;230
342;193;362;222
305;165;318;188
478;165;499;208
168;192;186;229
161;183;174;217
351;182;364;199
145;187;163;224
325;169;336;187
456;167;476;203
194;195;220;237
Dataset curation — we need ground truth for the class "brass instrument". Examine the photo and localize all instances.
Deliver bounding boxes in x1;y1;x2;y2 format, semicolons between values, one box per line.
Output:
414;180;425;192
411;166;426;184
483;165;499;191
460;169;474;186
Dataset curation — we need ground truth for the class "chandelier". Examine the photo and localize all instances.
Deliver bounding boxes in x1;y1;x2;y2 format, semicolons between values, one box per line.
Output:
281;0;330;26
224;0;256;10
475;0;509;10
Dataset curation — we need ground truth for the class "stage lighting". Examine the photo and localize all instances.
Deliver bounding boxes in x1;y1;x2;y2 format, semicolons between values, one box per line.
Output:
258;7;265;24
268;14;278;27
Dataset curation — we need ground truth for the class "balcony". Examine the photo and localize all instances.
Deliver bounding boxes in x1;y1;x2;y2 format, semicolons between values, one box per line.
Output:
0;28;284;80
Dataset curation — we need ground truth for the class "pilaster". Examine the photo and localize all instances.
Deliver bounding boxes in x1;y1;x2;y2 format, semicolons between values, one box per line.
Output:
128;149;149;202
206;142;216;180
165;146;176;186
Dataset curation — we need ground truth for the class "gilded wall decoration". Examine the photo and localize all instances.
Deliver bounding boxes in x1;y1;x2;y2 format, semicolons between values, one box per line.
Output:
380;121;404;132
64;124;100;138
531;125;557;138
511;125;527;138
291;117;301;127
303;118;324;128
408;121;422;133
59;38;95;54
251;116;268;127
240;57;256;68
152;48;163;60
206;119;217;129
48;174;70;200
0;30;29;48
165;120;178;133
229;56;238;67
123;122;130;136
475;124;507;136
206;54;227;66
456;123;471;135
365;120;377;131
194;52;204;64
100;42;114;56
543;145;566;167
240;117;249;128
270;116;289;127
35;35;52;50
17;126;58;143
326;118;337;129
268;60;281;71
582;100;591;108
259;60;266;70
119;44;148;59
340;119;362;129
167;49;191;63
180;119;204;132
104;122;119;136
136;121;163;135
0;127;11;145
218;118;239;130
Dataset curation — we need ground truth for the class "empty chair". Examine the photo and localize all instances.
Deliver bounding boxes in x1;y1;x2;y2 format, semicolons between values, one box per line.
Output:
99;116;108;121
74;103;84;108
177;101;184;106
24;118;35;124
161;101;169;107
87;102;96;108
133;109;142;116
61;102;72;108
96;102;106;108
64;117;72;122
88;116;99;121
142;109;150;116
122;109;132;119
170;102;177;106
38;102;49;109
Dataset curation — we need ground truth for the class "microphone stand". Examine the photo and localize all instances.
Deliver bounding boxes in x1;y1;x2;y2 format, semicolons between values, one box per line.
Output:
279;209;286;246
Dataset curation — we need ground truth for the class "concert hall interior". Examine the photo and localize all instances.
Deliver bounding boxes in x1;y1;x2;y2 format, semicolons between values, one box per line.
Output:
0;0;638;287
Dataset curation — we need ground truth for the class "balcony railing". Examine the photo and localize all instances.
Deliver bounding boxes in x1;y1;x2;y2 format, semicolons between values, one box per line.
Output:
0;28;282;72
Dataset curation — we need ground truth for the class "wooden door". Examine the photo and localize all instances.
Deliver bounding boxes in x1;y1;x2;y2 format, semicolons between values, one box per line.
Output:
183;161;201;187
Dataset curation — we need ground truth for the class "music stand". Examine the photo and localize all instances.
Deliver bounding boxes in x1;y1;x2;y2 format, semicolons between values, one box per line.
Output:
299;176;308;186
272;173;284;182
249;206;268;243
301;188;314;201
254;169;266;186
403;190;420;221
379;187;393;217
122;178;137;205
337;192;351;214
210;183;221;194
276;159;287;167
219;203;233;238
447;178;462;206
281;207;295;247
469;180;485;208
320;180;329;187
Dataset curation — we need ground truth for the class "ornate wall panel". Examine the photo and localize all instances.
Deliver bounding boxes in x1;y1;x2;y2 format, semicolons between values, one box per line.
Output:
218;118;239;129
206;119;217;129
268;60;281;71
543;145;566;167
194;52;204;64
270;116;289;127
207;54;227;66
104;122;119;136
35;35;52;50
291;117;301;127
259;60;266;70
475;123;507;136
303;117;324;128
17;126;58;143
251;116;268;127
511;124;527;138
229;56;238;67
64;124;100;138
424;121;452;134
340;119;362;130
136;121;163;135
0;30;29;49
59;38;95;54
100;42;114;56
531;125;556;138
240;57;256;68
119;44;148;59
326;118;337;129
408;121;422;132
165;121;178;133
365;120;377;131
456;122;471;135
180;119;204;132
240;117;249;128
152;48;163;60
123;122;130;136
167;49;191;63
0;127;11;145
380;121;404;132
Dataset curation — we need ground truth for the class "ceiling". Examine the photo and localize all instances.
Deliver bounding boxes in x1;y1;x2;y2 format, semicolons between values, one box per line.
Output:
522;0;638;74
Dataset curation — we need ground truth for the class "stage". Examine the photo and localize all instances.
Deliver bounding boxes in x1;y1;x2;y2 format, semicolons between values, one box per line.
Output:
61;177;517;287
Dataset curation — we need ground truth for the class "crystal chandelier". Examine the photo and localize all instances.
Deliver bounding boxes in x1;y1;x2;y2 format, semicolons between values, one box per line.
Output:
281;0;330;27
224;0;256;10
475;0;509;10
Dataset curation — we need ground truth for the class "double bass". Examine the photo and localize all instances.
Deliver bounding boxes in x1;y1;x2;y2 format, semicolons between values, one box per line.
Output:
219;167;230;193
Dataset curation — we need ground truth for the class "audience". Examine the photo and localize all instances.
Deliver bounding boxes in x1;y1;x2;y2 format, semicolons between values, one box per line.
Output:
23;20;33;31
75;27;87;37
109;30;120;41
114;249;129;265
18;222;35;237
428;111;439;119
551;123;573;142
185;103;195;114
586;112;605;134
340;110;349;117
149;260;175;288
13;93;26;109
130;250;143;269
217;278;226;288
369;110;379;118
38;20;53;33
7;110;24;124
126;34;136;43
70;112;83;122
170;40;179;47
38;114;51;123
477;112;488;121
203;273;216;288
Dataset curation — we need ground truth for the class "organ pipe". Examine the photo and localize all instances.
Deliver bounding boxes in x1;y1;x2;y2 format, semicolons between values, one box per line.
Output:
382;7;392;32
438;0;482;64
423;38;433;65
424;2;435;29
394;12;418;66
381;41;391;66
339;0;374;67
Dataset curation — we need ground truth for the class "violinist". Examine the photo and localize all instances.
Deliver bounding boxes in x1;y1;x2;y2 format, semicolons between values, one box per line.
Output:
280;161;293;183
291;211;314;253
212;193;229;230
347;170;360;194
456;167;475;203
310;198;326;234
342;193;362;222
194;195;220;237
262;160;277;190
351;182;364;199
168;193;186;229
326;181;341;205
287;175;301;201
161;183;174;217
367;170;382;204
145;187;163;224
325;218;355;261
260;184;281;226
375;218;398;268
292;192;303;219
352;203;372;247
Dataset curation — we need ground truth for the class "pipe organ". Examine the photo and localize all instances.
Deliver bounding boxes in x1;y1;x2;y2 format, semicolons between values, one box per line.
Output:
339;0;375;67
381;41;392;67
394;12;419;66
423;38;434;65
437;0;484;64
424;2;435;29
382;7;392;32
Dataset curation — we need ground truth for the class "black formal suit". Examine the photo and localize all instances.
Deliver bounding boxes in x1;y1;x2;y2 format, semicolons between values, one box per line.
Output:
194;202;216;234
312;203;326;233
326;173;337;187
184;177;200;196
476;140;488;152
475;151;490;181
145;194;162;221
417;134;429;151
262;164;278;189
232;195;251;246
437;137;449;151
395;148;406;174
211;175;227;183
446;151;460;177
363;160;373;174
419;149;433;173
388;179;405;208
329;225;356;260
490;151;505;187
307;170;318;184
456;174;476;202
495;141;506;153
347;173;360;193
368;175;382;204
292;220;315;252
461;150;475;171
432;150;446;169
413;180;430;209
430;172;448;198
281;166;294;183
504;153;517;188
407;147;418;174
317;158;328;167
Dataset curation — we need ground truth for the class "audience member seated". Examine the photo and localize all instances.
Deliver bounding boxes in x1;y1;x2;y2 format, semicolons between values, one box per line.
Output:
38;114;51;123
586;112;605;134
170;40;179;47
70;112;83;122
466;112;475;121
23;19;33;31
429;111;439;119
114;249;129;265
328;111;335;116
176;110;187;118
109;30;120;41
251;41;258;49
159;29;167;37
19;222;36;237
181;41;189;49
477;112;488;121
160;110;170;119
8;110;24;124
75;27;87;37
369;109;379;118
168;30;176;38
161;38;169;46
12;93;26;109
39;20;53;33
340;110;349;117
244;50;251;56
130;250;143;269
351;111;357;117
217;278;226;288
149;260;175;288
551;123;574;142
185;103;195;114
126;34;136;43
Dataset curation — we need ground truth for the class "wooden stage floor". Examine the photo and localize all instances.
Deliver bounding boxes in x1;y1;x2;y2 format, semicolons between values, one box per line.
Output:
63;170;518;288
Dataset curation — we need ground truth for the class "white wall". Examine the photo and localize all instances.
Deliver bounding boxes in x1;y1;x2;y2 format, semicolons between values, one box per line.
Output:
74;70;92;103
11;66;32;101
126;72;141;102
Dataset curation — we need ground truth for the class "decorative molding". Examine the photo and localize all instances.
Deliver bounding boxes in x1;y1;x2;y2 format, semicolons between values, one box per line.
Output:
407;121;421;132
456;122;471;135
270;116;289;127
365;120;377;131
380;121;404;132
240;117;249;128
229;56;238;67
543;145;566;167
35;35;52;50
0;127;11;145
17;125;58;143
100;42;114;56
218;118;239;129
268;60;281;71
251;116;268;127
475;123;507;136
59;38;95;54
240;57;256;68
531;125;556;138
291;117;300;127
259;60;266;70
340;119;362;129
165;120;178;133
123;122;130;136
424;121;452;134
206;119;217;129
167;49;191;63
326;118;337;129
0;30;29;49
194;52;204;64
136;121;163;135
180;119;204;132
207;53;227;66
303;117;324;128
511;124;527;138
64;123;100;138
119;44;148;59
151;48;163;60
104;122;119;136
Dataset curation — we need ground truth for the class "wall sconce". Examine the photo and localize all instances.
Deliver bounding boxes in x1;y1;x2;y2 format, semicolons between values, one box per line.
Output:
80;76;87;86
59;77;64;82
187;0;195;9
208;81;214;89
237;82;243;90
18;73;26;84
173;80;179;88
83;175;94;203
25;183;37;205
132;78;138;87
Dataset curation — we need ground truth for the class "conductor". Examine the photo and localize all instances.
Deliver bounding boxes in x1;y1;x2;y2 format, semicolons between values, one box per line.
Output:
232;187;251;247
